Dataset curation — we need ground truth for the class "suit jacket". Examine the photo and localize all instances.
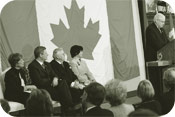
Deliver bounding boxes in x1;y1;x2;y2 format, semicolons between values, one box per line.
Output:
146;23;169;61
28;60;57;89
4;68;29;104
84;106;114;117
50;60;77;86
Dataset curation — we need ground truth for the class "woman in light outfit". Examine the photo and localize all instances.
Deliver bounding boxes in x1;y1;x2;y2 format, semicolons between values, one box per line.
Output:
69;45;95;89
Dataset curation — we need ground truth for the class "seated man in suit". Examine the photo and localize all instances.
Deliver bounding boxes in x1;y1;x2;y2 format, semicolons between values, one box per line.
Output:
50;48;83;104
82;82;113;117
28;46;74;115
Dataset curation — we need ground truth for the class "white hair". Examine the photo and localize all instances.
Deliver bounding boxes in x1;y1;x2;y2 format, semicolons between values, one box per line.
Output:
153;13;165;22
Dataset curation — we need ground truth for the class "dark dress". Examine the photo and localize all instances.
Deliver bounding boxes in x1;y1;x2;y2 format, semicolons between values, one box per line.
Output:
134;99;162;115
4;68;30;105
50;60;83;103
84;106;114;117
28;60;73;109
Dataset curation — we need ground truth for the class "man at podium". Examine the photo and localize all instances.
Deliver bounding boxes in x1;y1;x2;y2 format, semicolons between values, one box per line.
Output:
145;13;171;98
145;13;169;61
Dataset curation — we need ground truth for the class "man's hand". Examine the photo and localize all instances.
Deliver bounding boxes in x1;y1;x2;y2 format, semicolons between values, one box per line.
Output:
52;77;58;87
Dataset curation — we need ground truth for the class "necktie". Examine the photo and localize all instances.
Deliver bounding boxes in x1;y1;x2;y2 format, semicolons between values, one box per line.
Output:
61;63;64;68
42;63;45;69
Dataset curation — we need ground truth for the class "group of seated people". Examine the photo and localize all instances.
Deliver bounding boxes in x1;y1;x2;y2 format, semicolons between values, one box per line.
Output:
1;44;175;116
3;45;96;116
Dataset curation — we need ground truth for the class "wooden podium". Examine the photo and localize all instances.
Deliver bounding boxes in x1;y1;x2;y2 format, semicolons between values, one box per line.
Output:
146;60;172;97
157;39;175;64
146;40;174;97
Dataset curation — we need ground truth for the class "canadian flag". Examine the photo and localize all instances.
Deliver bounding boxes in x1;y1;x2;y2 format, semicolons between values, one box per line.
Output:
0;0;145;90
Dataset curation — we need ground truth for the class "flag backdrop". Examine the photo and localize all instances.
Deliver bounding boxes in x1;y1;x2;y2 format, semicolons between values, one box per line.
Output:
0;0;146;90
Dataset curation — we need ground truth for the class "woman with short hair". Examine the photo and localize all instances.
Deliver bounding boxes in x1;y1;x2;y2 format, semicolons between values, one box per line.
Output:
135;80;162;115
69;45;95;88
4;53;36;105
105;79;134;117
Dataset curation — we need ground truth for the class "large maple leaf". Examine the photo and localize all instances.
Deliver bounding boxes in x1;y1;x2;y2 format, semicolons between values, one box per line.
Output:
51;0;101;60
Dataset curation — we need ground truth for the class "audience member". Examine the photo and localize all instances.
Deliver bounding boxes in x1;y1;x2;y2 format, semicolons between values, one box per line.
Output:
28;46;74;115
0;99;10;113
50;48;83;104
105;79;134;117
4;53;36;105
83;82;113;117
159;67;175;115
135;80;162;115
26;89;53;116
70;45;95;87
128;108;158;117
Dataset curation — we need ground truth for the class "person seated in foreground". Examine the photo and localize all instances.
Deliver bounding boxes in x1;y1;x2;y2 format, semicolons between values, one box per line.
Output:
159;67;175;115
25;89;53;116
128;108;158;117
4;53;36;105
105;79;135;117
50;48;83;104
134;80;162;115
82;82;113;117
70;45;96;88
28;46;75;115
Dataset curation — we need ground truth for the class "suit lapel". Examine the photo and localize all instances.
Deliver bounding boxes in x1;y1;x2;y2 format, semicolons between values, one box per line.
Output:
34;60;48;73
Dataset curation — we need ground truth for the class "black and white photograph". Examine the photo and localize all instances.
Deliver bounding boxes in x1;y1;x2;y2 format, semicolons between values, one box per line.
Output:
0;0;174;116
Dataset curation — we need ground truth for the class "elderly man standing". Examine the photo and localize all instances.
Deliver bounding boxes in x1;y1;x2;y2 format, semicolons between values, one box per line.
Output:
145;13;170;98
145;13;169;61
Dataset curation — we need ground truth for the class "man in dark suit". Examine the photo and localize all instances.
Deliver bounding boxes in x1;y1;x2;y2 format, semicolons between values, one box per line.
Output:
82;82;113;117
28;46;74;115
145;13;169;61
50;48;83;104
145;13;170;98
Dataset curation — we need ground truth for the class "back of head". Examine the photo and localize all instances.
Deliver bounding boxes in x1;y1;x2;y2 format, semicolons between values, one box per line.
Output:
8;53;22;68
0;99;10;113
85;82;105;106
137;80;155;101
105;79;127;106
128;109;158;117
163;67;175;89
26;89;53;116
34;46;46;59
70;45;83;58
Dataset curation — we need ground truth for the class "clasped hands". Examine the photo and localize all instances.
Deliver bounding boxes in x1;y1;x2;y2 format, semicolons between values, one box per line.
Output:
52;77;59;87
